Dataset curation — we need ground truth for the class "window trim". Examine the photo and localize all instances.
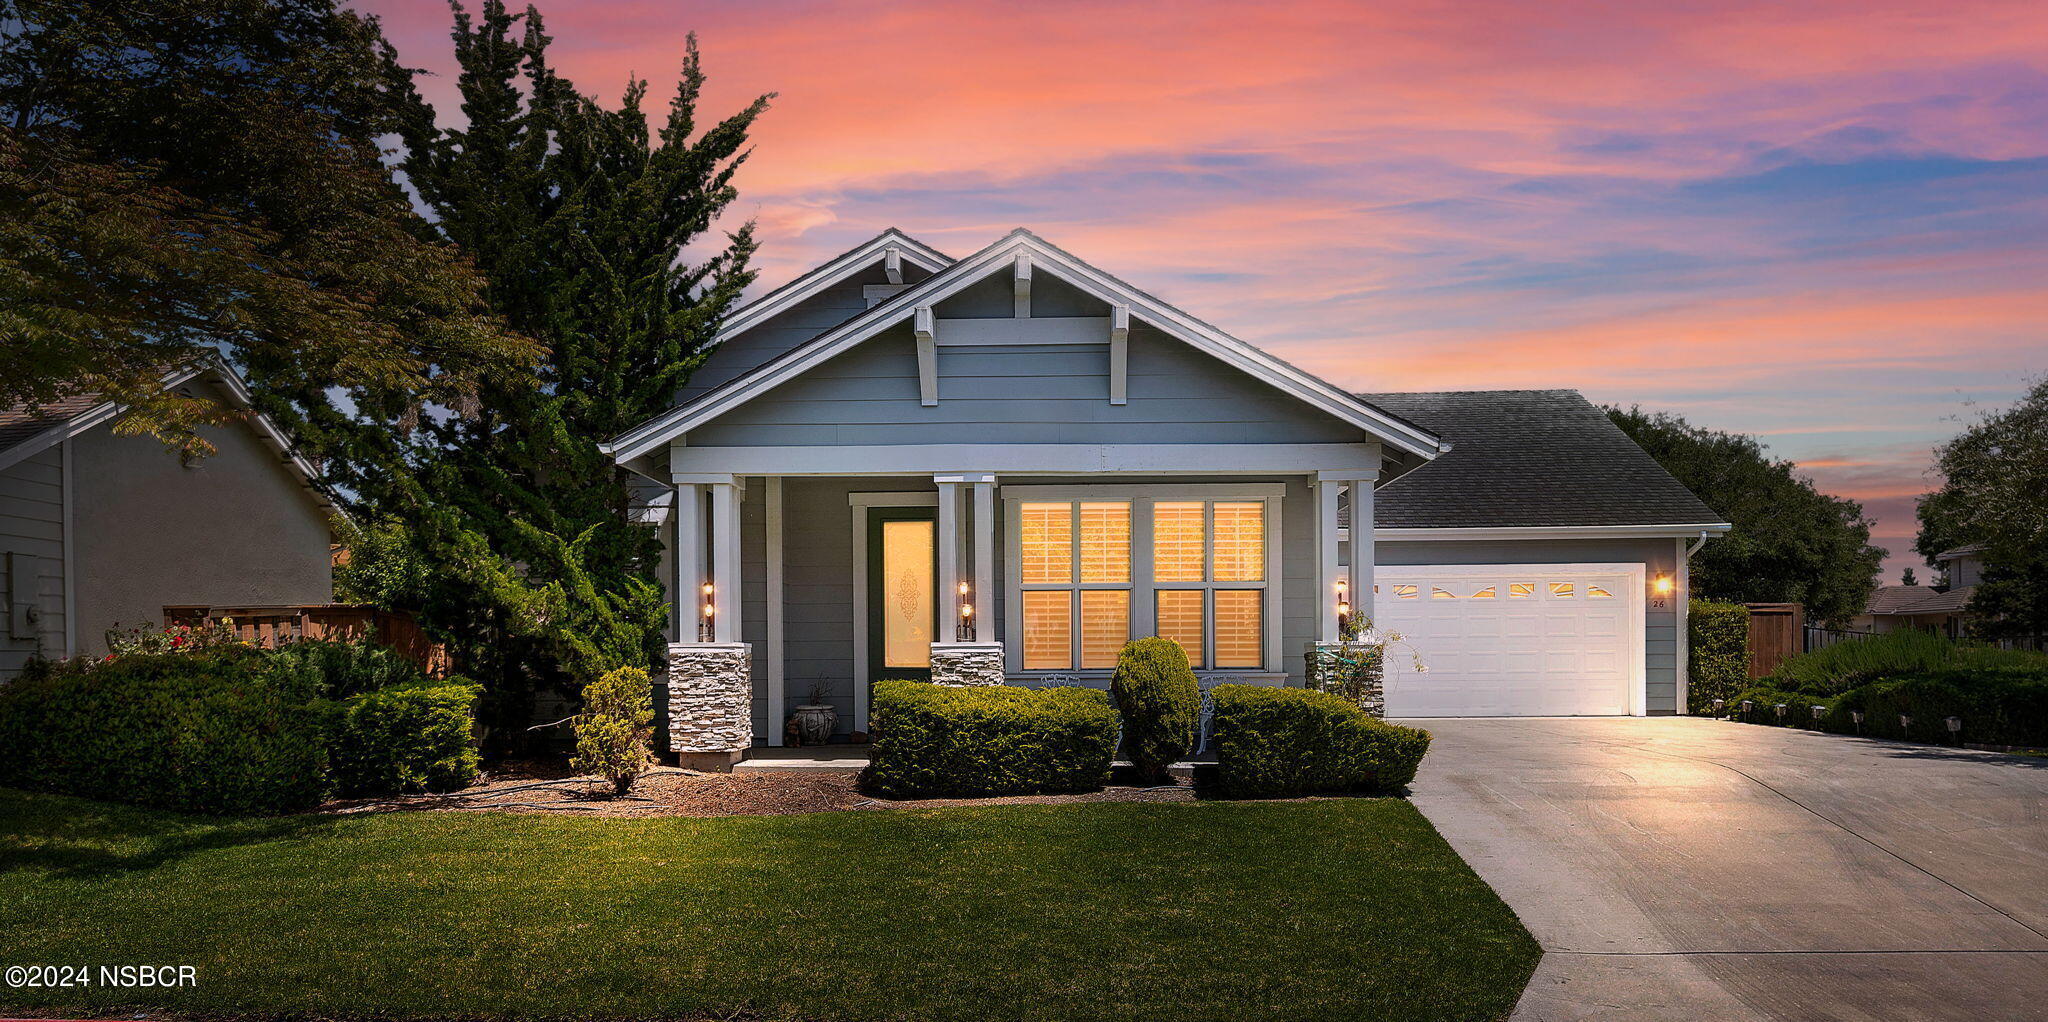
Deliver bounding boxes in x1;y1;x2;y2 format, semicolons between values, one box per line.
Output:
1003;483;1284;675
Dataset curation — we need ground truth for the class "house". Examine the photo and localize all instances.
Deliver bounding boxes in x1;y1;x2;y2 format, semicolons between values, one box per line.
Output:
1851;544;1984;637
604;229;1731;766
0;358;336;680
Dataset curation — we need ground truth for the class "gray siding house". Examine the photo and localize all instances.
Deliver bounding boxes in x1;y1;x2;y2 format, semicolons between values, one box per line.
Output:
606;229;1729;763
0;359;335;679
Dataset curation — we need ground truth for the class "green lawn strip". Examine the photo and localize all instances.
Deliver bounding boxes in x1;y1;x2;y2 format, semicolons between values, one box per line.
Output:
0;788;1538;1022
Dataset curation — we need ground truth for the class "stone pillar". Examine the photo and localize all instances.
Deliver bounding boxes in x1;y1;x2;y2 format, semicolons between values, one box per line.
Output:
930;642;1006;687
667;642;752;769
1307;641;1386;718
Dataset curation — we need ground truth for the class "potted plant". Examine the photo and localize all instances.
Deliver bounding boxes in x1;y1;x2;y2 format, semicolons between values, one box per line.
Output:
792;683;837;745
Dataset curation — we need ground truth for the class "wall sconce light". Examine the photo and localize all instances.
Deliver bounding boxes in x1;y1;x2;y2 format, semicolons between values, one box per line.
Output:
698;582;715;642
1653;573;1675;596
1335;579;1351;626
957;581;974;641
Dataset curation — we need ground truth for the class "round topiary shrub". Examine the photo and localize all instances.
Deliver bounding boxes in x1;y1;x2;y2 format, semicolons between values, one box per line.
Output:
1110;637;1200;783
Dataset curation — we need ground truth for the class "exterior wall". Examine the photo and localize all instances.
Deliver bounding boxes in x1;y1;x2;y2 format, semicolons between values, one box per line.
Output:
0;445;67;679
71;393;333;655
1375;537;1683;714
677;261;933;405
686;323;1362;448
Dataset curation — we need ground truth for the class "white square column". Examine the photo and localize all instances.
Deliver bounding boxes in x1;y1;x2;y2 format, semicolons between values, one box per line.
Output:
1348;478;1375;630
709;478;743;643
972;477;995;639
1315;477;1342;642
673;482;705;641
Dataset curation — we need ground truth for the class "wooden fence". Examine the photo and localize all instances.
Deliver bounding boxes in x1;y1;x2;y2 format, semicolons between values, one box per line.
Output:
1743;603;1804;678
161;604;449;677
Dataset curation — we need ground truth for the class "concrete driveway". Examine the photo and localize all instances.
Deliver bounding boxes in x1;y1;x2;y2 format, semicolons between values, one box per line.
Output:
1404;717;2048;1021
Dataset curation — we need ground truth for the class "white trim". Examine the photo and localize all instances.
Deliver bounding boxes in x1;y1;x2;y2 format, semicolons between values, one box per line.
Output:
1374;561;1648;716
929;316;1110;346
714;229;949;342
1316;479;1340;643
848;492;940;731
937;480;961;639
1348;480;1373;633
1013;252;1032;318
1373;523;1733;542
913;305;938;406
671;443;1380;477
763;477;786;745
601;230;1444;464
1002;483;1283;676
673;483;705;642
60;436;75;658
0;356;332;515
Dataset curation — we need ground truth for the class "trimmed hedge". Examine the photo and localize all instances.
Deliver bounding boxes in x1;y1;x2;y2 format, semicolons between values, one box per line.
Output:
863;679;1119;798
1211;685;1432;797
321;680;482;797
0;648;331;813
1687;600;1750;714
1109;637;1200;782
267;637;427;697
1728;668;2048;747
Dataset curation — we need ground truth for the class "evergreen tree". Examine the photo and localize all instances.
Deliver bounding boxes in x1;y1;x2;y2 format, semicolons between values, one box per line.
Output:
1608;406;1885;625
1900;567;1918;587
354;1;770;738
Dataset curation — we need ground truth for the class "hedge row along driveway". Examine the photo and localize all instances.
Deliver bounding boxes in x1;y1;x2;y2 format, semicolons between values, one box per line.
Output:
0;788;1539;1022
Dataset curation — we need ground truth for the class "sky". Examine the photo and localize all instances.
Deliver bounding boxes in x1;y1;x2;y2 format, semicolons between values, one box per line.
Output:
355;0;2048;581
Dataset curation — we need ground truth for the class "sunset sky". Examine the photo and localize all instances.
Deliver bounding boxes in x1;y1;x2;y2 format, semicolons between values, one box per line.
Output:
356;0;2048;579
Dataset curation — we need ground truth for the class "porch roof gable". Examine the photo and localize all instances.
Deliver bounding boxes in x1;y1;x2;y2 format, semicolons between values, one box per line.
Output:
604;229;1446;471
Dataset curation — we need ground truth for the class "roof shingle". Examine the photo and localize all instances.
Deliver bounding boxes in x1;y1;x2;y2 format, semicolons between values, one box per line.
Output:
1355;389;1723;530
0;393;104;457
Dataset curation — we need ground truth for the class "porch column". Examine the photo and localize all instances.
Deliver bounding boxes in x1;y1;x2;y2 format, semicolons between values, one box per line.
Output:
710;478;742;643
673;483;705;641
1316;477;1342;642
972;477;995;639
936;478;962;638
1348;478;1375;628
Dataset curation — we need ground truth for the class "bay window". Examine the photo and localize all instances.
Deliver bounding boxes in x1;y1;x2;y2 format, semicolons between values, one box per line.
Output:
1008;487;1278;673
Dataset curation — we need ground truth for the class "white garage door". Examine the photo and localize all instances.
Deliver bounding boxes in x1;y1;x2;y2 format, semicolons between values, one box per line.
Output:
1372;563;1643;717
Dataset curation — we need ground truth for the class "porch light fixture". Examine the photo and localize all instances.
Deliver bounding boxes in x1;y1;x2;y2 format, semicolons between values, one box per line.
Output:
957;581;975;641
1335;579;1351;625
698;583;715;642
1653;573;1675;596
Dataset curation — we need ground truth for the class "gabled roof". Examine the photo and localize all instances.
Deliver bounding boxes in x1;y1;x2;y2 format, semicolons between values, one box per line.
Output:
1355;389;1729;532
1934;544;1985;563
714;228;952;343
1867;584;1975;616
605;228;1445;466
0;356;333;513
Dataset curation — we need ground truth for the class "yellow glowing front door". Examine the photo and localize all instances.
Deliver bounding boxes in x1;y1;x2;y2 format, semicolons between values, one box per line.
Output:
867;508;936;684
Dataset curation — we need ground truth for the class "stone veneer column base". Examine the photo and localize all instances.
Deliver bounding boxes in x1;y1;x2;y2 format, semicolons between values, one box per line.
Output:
930;642;1006;686
1306;641;1386;718
667;642;752;768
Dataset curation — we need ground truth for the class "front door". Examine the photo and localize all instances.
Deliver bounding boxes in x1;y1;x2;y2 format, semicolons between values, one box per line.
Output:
867;507;937;688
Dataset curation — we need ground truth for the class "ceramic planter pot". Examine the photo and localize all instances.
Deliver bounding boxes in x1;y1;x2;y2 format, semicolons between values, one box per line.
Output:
793;704;837;746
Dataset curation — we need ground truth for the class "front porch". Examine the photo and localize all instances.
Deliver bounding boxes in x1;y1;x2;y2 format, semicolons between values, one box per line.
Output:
660;461;1382;764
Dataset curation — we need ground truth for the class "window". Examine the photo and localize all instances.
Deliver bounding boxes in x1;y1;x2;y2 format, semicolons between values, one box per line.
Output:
1012;491;1274;673
1586;584;1614;599
1509;582;1535;598
1432;586;1457;599
1017;501;1132;671
1471;585;1497;599
1550;581;1575;598
1392;583;1419;599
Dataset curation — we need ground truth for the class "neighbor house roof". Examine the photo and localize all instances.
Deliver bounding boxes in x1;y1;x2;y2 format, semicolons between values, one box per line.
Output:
1934;543;1985;562
1867;584;1976;617
1352;389;1729;533
0;357;333;513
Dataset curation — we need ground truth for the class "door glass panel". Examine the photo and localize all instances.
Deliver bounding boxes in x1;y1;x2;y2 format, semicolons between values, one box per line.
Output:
1079;590;1130;669
1020;503;1072;584
1211;502;1264;581
1079;503;1131;583
1153;502;1205;582
1154;589;1206;668
1021;591;1073;670
881;519;933;668
1214;590;1263;668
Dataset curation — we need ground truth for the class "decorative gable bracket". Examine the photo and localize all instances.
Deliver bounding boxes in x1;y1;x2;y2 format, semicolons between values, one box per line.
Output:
913;305;938;406
1109;304;1130;405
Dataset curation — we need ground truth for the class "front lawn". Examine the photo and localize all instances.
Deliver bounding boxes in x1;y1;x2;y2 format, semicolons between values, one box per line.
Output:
0;788;1537;1022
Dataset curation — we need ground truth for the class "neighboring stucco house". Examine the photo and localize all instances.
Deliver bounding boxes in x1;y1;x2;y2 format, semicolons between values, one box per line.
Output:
0;359;335;680
604;229;1730;765
1852;544;1985;637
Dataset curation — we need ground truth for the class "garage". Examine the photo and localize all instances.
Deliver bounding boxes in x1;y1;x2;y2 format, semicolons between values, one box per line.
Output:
1372;562;1644;717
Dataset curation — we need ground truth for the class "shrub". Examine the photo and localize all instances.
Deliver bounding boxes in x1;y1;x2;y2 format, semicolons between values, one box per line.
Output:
267;637;430;697
863;679;1119;798
1729;665;2048;747
1763;629;2048;696
322;680;482;797
571;666;655;796
0;648;330;813
1109;637;1200;782
1210;685;1432;797
1687;600;1751;713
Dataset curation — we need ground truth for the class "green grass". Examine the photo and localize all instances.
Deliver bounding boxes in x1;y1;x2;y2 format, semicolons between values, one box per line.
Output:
0;788;1538;1021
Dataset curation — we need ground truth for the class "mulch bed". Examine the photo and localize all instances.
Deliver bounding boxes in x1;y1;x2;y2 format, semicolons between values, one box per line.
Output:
322;763;1200;818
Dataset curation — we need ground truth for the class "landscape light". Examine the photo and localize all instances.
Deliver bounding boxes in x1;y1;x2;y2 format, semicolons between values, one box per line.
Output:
1946;716;1963;736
